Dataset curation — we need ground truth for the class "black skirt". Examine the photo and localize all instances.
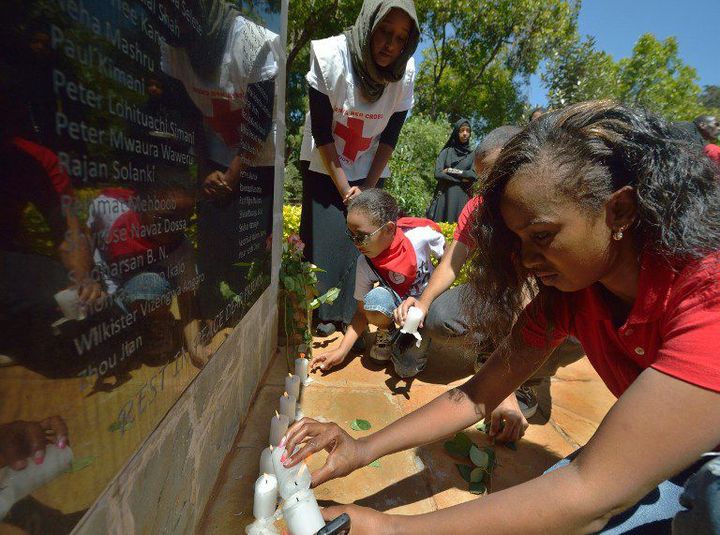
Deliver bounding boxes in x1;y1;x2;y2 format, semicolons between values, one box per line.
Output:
299;161;359;324
426;180;471;223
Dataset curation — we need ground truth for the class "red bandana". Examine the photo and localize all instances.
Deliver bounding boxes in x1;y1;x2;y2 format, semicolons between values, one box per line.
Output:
369;217;441;297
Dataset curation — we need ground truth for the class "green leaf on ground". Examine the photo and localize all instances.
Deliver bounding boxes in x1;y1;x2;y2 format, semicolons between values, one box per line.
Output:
469;481;486;495
219;281;238;300
368;460;381;468
68;456;96;472
350;419;372;431
108;420;133;432
470;467;485;483
470;445;490;469
444;432;473;457
455;463;473;482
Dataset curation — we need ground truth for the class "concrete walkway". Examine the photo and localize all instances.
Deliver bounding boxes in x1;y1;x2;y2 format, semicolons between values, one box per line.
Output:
200;333;615;533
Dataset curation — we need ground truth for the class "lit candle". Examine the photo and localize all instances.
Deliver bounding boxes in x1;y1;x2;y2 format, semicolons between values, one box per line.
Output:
281;488;326;535
279;392;297;420
259;445;274;476
253;473;278;521
269;411;289;447
285;373;301;400
295;353;309;383
271;446;312;499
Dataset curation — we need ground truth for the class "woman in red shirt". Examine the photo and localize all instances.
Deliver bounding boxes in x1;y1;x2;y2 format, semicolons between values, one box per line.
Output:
282;101;720;534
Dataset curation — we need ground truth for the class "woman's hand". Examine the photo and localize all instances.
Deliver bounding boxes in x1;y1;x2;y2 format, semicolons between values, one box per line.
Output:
488;393;528;443
0;417;69;470
393;297;428;328
282;419;369;487
310;348;347;373
202;171;233;199
321;504;394;535
343;186;362;205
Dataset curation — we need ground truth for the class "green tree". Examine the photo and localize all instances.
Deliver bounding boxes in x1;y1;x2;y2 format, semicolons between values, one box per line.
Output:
543;35;618;107
543;33;708;121
700;85;720;109
413;0;579;131
616;34;704;120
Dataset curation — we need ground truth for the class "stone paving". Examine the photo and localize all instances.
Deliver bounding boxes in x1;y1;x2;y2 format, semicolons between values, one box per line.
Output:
199;332;615;533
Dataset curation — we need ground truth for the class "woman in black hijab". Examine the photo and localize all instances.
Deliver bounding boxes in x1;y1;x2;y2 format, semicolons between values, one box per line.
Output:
426;118;476;223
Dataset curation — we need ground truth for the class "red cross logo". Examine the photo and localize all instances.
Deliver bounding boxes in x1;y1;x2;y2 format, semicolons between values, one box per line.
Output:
334;117;372;161
206;97;245;147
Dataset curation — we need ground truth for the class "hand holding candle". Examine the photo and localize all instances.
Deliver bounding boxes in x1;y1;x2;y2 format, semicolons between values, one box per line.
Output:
399;306;424;348
271;444;311;499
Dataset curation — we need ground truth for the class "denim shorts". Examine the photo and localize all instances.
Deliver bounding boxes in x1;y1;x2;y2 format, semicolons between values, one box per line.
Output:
362;287;399;318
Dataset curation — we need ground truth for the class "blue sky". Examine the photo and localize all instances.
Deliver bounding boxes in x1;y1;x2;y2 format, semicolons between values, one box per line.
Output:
413;0;720;107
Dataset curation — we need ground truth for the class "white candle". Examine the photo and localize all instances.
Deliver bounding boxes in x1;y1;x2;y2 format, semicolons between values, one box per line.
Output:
245;518;280;535
271;446;312;499
259;446;274;476
0;445;74;518
269;411;289;447
279;392;297;420
253;473;278;520
285;373;301;400
295;354;309;382
401;306;424;333
282;488;326;535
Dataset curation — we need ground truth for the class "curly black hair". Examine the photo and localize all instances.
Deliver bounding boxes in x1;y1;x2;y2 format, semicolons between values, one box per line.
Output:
466;100;720;346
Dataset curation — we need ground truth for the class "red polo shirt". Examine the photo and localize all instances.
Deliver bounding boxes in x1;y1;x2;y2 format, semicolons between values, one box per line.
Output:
521;251;720;397
705;143;720;165
453;196;483;249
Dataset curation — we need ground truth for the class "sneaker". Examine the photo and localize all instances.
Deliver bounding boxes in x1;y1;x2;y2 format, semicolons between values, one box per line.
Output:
370;329;392;362
515;385;538;419
391;333;429;379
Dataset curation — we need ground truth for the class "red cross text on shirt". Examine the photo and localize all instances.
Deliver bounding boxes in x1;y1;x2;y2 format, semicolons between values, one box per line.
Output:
206;97;246;147
334;117;372;161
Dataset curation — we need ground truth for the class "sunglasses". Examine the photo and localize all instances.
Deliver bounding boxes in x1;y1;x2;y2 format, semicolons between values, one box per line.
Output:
345;222;389;246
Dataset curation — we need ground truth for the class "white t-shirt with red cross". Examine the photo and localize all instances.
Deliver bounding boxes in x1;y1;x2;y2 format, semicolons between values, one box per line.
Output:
354;226;445;301
161;16;279;168
300;34;415;182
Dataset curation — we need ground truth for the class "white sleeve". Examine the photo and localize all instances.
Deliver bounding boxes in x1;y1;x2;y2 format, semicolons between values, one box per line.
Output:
397;57;416;112
354;256;377;301
428;229;445;260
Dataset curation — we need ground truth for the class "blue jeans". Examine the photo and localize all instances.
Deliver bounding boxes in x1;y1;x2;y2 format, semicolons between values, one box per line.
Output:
363;287;430;378
545;452;720;534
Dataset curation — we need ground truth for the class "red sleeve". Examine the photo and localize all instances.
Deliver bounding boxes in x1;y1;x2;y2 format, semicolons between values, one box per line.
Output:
452;196;482;249
704;144;720;165
12;137;73;196
520;294;571;350
652;255;720;392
